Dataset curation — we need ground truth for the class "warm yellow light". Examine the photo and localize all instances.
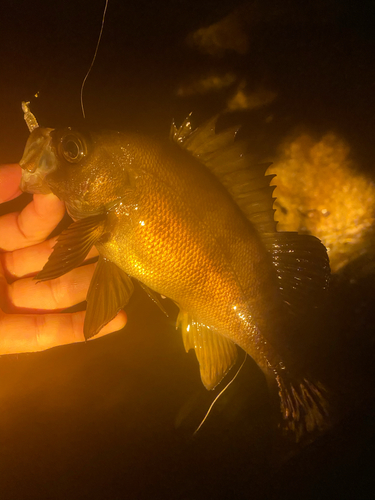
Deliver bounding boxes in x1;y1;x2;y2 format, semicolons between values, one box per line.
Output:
269;133;375;272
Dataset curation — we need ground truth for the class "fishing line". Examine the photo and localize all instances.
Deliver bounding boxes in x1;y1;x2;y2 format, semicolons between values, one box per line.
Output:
80;0;109;119
193;353;247;435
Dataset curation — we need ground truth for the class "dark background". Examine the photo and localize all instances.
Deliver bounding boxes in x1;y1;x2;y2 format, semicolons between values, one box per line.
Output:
1;0;375;499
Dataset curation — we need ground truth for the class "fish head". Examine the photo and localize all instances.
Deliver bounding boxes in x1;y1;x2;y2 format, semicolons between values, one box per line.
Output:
20;127;55;195
19;127;137;216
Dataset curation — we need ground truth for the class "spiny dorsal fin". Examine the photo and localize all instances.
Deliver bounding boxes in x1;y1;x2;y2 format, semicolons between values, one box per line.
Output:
176;309;238;390
171;115;277;233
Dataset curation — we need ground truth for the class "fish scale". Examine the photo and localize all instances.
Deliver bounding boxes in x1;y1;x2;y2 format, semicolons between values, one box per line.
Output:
100;146;269;341
19;111;331;438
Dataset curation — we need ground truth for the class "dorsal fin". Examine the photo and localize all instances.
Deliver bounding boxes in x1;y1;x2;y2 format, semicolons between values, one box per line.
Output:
171;115;277;233
261;232;331;316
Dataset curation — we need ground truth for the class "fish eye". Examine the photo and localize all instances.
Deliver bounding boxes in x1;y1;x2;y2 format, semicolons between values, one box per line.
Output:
59;133;88;163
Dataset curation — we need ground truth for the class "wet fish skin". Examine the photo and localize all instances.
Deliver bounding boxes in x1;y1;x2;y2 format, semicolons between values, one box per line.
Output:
19;117;330;437
23;127;282;364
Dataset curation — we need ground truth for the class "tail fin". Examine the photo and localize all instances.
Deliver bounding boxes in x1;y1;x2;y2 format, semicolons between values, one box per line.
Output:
275;374;329;440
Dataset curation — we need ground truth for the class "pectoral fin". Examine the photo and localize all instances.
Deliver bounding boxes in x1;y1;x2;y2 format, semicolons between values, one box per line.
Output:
177;310;238;390
84;256;134;339
36;214;107;281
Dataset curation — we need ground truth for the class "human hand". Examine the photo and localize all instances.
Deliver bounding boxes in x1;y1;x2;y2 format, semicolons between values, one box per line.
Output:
0;164;127;355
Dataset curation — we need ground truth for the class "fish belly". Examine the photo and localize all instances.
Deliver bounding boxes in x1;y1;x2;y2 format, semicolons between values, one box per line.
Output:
98;195;282;371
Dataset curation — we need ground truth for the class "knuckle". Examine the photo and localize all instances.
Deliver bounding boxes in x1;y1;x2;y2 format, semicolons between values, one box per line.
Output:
47;277;67;308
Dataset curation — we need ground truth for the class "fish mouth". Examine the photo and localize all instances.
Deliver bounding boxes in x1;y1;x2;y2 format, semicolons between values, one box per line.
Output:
19;127;56;194
19;169;53;194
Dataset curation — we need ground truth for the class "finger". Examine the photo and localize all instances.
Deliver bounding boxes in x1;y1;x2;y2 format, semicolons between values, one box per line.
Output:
7;264;98;312
2;239;99;279
93;311;127;339
0;309;127;355
0;164;22;202
0;193;66;251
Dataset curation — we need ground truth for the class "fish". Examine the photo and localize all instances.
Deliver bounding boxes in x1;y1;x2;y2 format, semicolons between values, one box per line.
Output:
19;108;330;437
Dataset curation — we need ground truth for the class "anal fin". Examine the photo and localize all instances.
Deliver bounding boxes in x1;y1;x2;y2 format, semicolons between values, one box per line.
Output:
177;310;238;390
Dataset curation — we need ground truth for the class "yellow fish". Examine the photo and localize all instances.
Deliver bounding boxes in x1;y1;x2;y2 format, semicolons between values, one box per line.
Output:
19;108;330;436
